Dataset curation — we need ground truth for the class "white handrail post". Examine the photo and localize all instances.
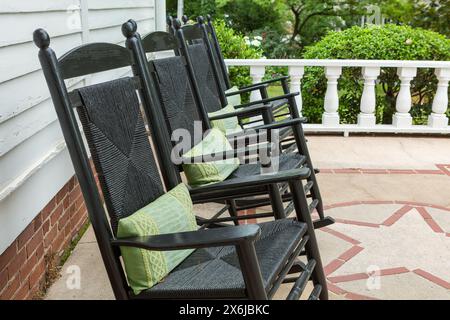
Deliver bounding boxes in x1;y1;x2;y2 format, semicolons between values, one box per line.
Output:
428;68;450;128
288;66;304;116
249;66;266;102
393;67;416;127
358;67;380;127
322;66;341;126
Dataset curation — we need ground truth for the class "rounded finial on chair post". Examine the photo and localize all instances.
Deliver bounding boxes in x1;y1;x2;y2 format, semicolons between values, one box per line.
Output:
197;16;205;24
167;15;173;27
206;14;212;22
33;28;50;49
182;15;189;24
122;19;137;38
173;18;182;30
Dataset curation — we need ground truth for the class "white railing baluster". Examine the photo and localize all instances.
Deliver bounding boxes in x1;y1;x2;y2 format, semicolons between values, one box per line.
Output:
428;68;450;128
393;67;416;127
249;66;266;102
225;59;450;134
322;66;342;126
288;66;304;116
358;67;380;127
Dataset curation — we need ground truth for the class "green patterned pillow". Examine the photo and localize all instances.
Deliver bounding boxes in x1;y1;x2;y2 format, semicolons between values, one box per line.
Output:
182;128;240;186
208;104;243;135
225;86;241;106
117;183;197;295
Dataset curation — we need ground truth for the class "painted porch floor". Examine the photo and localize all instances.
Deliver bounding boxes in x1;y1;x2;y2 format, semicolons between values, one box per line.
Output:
45;136;450;300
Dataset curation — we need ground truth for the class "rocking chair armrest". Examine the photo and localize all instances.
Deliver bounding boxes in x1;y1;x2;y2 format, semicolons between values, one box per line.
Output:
238;76;290;89
180;142;274;164
225;84;269;96
208;104;271;121
111;224;261;250
189;167;311;194
234;92;300;109
252;118;307;131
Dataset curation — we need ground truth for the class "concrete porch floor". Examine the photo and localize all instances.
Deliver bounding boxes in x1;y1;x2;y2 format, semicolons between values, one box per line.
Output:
45;135;450;300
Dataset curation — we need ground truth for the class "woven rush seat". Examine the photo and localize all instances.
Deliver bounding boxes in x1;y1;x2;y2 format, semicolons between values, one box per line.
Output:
134;218;307;299
227;125;293;146
229;153;306;179
247;99;289;114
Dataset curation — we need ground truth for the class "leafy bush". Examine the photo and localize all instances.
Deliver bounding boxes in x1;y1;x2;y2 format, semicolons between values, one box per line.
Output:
214;19;264;92
220;0;285;33
301;24;450;124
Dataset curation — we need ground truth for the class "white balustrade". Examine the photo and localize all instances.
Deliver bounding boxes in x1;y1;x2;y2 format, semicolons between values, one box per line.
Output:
322;66;342;126
226;59;450;134
358;67;380;127
428;68;450;128
393;67;417;127
249;66;266;102
288;66;304;115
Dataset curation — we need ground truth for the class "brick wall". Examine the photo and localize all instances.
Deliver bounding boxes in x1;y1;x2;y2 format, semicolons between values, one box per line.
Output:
0;176;89;300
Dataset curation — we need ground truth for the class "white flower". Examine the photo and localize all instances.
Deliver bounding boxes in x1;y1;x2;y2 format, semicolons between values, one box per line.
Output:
251;39;261;47
255;36;263;41
405;39;413;45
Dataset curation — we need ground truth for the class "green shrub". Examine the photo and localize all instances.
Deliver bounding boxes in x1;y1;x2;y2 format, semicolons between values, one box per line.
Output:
214;19;263;95
220;0;285;33
301;24;450;124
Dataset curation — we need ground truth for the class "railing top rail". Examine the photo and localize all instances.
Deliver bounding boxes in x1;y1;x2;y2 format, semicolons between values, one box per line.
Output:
225;59;450;68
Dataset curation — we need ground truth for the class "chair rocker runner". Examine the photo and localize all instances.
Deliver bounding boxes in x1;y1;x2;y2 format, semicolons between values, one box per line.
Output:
123;20;333;229
33;28;328;300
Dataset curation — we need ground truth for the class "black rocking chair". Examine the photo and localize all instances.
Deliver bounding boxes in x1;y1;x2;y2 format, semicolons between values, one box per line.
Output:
33;28;328;300
172;19;333;229
122;20;333;229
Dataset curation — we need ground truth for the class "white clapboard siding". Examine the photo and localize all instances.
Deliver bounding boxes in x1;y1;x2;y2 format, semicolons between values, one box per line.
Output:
88;8;153;30
0;0;79;13
0;121;63;191
0;11;82;48
88;0;154;10
0;33;84;83
0;0;158;254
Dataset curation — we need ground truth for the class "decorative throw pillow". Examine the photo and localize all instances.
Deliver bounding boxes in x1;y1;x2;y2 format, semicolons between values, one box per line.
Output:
117;183;197;295
208;104;243;135
182;128;240;186
225;86;241;106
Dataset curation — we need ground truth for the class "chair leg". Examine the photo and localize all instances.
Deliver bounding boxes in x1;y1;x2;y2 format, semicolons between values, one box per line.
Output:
236;241;268;300
269;184;286;220
227;199;240;225
291;123;334;228
288;179;328;300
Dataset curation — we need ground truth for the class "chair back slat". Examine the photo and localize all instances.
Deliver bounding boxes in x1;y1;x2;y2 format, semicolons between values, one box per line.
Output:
141;31;179;53
59;43;132;79
180;23;204;41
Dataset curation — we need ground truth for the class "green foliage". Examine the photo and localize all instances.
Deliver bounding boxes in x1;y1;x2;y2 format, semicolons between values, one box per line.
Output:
380;0;450;36
167;0;286;34
213;19;263;91
166;0;221;18
221;0;286;33
301;24;450;124
251;27;303;59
